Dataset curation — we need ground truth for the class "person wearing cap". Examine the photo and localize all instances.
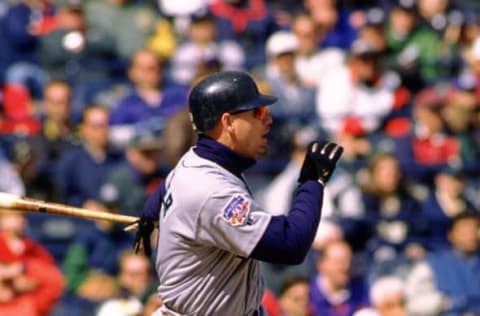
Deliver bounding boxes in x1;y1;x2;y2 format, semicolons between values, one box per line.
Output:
132;70;343;315
99;125;167;217
254;30;317;164
315;38;395;138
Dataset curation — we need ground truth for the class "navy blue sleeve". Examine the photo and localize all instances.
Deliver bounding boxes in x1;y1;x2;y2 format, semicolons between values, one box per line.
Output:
250;180;324;265
143;182;166;220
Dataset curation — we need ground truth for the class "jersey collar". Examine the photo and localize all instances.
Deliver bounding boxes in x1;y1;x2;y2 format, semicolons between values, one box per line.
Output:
193;135;256;179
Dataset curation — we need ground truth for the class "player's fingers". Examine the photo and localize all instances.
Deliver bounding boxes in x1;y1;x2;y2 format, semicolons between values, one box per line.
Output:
317;142;336;157
328;143;344;161
310;141;319;153
308;141;327;154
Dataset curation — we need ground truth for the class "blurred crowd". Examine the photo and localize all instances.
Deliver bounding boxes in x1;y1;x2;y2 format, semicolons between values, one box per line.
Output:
0;0;480;315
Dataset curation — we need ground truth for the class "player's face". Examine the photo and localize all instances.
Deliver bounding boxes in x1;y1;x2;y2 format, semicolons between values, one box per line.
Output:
229;106;273;158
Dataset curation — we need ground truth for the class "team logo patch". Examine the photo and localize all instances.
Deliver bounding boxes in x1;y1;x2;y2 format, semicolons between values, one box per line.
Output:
222;195;251;226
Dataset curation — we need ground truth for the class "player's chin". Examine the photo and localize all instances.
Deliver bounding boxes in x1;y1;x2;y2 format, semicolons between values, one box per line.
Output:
255;144;269;158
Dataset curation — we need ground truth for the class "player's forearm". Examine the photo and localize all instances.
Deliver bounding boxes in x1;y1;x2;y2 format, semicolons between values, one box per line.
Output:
250;180;323;264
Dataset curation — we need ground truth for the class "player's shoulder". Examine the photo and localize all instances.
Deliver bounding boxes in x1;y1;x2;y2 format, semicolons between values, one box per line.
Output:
170;149;243;193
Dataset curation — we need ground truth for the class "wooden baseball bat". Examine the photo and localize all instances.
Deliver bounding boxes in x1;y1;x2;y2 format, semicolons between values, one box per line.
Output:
0;192;139;225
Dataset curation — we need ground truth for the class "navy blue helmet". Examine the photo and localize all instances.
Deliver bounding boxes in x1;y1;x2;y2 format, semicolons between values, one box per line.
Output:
188;71;277;132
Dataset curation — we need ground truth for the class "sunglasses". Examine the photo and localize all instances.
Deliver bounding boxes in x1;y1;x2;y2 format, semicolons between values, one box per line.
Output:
229;106;269;120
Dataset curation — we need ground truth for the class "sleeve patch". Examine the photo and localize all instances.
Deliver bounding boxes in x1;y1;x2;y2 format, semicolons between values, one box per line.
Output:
222;195;251;226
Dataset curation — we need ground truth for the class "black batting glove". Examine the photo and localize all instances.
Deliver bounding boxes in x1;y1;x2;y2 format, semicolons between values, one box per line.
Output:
298;141;344;185
133;215;155;257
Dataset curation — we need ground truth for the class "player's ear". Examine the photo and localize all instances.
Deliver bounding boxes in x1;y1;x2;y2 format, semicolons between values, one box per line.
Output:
220;113;234;133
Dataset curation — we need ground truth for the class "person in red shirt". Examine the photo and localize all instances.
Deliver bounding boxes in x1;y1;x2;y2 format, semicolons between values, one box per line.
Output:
0;209;64;316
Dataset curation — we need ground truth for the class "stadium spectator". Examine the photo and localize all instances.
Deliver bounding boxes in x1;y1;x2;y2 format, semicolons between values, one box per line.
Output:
309;240;369;316
354;276;407;316
291;11;345;88
8;139;45;200
209;0;279;69
303;0;358;50
27;79;76;201
0;209;64;316
315;38;395;137
38;3;119;121
84;0;176;62
405;209;480;315
0;0;55;98
356;7;388;55
96;250;156;316
99;124;166;216
442;74;480;176
55;106;122;207
370;276;407;316
358;152;427;281
256;30;317;162
157;0;210;38
419;165;477;251
108;49;188;134
417;0;452;35
392;86;462;185
38;3;116;79
278;275;313;316
170;12;245;86
62;200;134;314
384;0;444;91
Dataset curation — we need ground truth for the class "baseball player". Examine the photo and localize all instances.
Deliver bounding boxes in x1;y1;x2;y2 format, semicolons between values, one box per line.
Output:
134;71;343;316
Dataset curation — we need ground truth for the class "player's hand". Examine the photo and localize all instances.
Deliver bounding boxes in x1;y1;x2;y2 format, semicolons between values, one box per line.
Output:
133;215;155;257
298;141;343;185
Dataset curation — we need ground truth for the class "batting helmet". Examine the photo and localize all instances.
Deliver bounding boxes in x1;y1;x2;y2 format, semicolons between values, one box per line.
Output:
189;71;277;133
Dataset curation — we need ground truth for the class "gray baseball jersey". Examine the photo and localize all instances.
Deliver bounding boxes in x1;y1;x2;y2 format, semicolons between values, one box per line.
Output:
155;148;272;315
